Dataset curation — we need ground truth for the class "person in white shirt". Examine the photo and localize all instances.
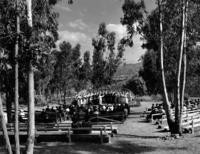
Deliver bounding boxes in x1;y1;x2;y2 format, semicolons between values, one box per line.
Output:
99;94;104;105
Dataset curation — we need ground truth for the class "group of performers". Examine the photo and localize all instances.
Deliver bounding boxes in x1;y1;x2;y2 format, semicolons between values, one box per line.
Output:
36;89;133;123
69;90;132;122
75;90;133;106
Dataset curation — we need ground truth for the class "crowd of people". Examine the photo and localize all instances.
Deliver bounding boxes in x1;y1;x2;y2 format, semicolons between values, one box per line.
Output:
38;105;71;123
146;97;200;122
75;90;133;106
185;97;200;109
38;91;131;123
146;103;165;121
70;103;129;122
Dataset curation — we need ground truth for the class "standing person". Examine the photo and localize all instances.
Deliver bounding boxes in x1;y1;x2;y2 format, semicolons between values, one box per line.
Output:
58;106;62;122
125;94;129;104
66;107;70;120
82;96;87;105
19;109;25;122
46;105;50;112
99;94;103;105
77;97;81;106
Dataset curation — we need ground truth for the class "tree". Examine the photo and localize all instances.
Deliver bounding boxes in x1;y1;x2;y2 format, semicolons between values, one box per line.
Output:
0;0;17;123
139;0;200;97
51;41;81;102
157;0;175;133
71;43;82;91
123;75;146;96
0;0;65;153
92;23;107;88
25;0;36;152
139;50;161;94
0;95;12;154
79;51;92;89
14;0;20;153
92;23;124;88
24;0;59;153
121;0;200;135
34;53;56;102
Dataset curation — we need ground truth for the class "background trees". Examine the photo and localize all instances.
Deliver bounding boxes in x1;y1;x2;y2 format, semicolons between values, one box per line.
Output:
120;0;200;134
139;0;200;97
123;75;146;96
92;23;124;88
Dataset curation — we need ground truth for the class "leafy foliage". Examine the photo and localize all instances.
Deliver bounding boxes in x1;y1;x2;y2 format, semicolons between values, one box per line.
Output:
123;75;146;96
92;23;124;88
139;50;161;94
0;0;59;104
120;0;145;47
135;1;200;95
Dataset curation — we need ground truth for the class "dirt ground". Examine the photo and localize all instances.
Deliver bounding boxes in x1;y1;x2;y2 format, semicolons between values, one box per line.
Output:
2;101;200;154
32;101;200;154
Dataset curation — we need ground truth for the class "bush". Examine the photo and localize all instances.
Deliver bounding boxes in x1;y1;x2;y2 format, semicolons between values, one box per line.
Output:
123;76;147;96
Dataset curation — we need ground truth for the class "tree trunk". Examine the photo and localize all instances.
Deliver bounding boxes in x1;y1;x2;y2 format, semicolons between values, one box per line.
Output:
6;92;12;123
26;0;35;154
14;1;20;153
26;63;35;154
158;0;175;133
175;0;186;135
64;90;66;104
59;89;62;104
180;0;188;133
0;95;13;154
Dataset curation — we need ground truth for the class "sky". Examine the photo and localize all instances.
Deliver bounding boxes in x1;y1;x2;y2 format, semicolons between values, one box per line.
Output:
54;0;156;64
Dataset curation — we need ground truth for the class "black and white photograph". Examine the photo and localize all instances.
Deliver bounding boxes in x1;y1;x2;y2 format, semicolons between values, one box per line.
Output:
1;0;200;153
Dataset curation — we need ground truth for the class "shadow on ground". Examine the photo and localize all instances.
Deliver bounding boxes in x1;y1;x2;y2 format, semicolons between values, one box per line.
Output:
116;133;161;139
33;138;187;154
137;120;149;123
34;140;154;154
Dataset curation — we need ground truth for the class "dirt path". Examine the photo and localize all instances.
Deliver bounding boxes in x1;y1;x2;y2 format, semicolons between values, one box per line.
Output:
33;101;200;154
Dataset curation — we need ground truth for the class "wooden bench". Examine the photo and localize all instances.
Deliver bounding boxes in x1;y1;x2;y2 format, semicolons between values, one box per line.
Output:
158;111;200;132
5;121;117;136
1;127;110;144
150;113;164;123
161;111;200;124
92;123;118;134
182;117;200;134
6;122;72;132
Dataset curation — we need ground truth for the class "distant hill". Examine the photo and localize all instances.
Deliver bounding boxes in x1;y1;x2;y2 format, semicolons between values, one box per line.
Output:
113;63;142;81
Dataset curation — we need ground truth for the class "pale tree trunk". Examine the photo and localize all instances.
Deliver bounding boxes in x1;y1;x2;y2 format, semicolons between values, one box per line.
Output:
14;0;20;153
180;0;188;124
175;0;186;135
26;64;35;154
181;0;188;107
26;0;35;154
158;0;175;133
0;95;13;154
6;92;12;123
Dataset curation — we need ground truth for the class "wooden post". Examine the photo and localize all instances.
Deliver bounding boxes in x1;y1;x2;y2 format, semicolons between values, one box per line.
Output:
57;122;59;129
151;115;153;123
103;126;106;133
110;122;113;137
110;122;113;133
192;117;194;135
100;128;103;144
68;128;71;143
34;129;37;144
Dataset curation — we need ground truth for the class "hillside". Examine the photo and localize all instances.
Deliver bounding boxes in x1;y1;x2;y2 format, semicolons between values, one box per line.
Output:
113;63;142;81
